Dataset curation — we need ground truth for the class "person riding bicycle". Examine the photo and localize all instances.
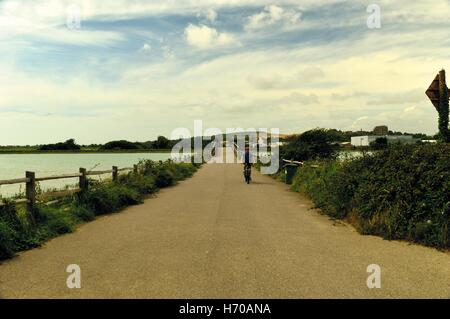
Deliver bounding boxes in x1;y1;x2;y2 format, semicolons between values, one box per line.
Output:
243;145;253;165
243;145;252;183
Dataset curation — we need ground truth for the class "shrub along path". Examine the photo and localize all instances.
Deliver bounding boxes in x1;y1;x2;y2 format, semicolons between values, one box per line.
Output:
0;148;449;298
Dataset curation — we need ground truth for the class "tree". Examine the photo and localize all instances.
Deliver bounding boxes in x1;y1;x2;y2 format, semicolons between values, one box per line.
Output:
370;137;388;150
280;129;337;162
38;139;81;151
153;136;171;149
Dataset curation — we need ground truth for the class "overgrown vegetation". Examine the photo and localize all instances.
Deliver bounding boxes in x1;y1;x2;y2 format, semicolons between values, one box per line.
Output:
291;144;450;248
0;159;201;260
280;129;338;162
370;137;388;150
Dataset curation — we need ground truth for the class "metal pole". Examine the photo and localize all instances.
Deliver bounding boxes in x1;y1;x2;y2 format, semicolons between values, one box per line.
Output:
439;70;449;141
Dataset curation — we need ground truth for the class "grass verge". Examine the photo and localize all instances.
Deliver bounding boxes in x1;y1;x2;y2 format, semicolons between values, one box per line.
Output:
290;144;450;249
257;144;450;249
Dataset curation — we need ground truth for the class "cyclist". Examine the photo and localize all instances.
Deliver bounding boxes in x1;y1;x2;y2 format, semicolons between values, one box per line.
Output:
243;145;252;183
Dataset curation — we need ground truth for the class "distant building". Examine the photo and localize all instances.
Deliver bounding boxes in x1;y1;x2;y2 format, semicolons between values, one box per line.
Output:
351;136;379;147
373;125;389;135
351;135;416;147
386;135;416;144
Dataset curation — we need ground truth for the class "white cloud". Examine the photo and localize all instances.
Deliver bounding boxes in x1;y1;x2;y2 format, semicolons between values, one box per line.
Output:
366;89;424;106
247;66;326;90
2;0;447;28
348;105;435;134
0;0;329;26
0;7;124;46
404;105;417;113
196;9;218;25
298;67;325;81
140;43;152;52
184;24;237;49
279;92;319;105
40;29;125;46
245;4;302;31
203;8;218;22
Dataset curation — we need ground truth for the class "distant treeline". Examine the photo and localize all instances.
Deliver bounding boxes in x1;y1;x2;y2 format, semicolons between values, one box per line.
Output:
101;136;178;150
33;136;217;151
36;136;179;151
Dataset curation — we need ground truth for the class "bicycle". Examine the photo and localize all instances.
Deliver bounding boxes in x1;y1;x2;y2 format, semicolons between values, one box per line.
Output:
243;164;252;184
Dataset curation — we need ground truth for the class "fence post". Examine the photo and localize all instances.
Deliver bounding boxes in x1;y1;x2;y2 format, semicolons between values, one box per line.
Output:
133;164;138;174
112;166;118;182
79;168;87;193
25;171;36;217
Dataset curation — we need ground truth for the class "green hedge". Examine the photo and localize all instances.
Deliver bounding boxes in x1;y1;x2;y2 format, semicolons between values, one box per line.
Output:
292;144;450;248
0;160;200;260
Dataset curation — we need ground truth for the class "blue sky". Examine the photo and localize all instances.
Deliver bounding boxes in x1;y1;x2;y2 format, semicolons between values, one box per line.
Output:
1;0;450;144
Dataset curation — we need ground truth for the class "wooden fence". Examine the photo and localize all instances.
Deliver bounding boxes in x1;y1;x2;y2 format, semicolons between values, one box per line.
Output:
282;159;304;166
0;165;140;213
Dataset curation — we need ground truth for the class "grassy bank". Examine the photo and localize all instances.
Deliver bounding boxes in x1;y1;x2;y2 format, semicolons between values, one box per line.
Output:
0;159;201;260
290;144;450;249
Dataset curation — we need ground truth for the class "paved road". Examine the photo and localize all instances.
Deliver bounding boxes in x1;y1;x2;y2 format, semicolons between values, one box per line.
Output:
0;148;449;298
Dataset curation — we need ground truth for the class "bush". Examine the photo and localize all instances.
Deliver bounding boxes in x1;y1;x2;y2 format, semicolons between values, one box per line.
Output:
80;182;141;215
38;206;75;236
72;205;96;222
155;169;175;188
0;220;16;259
292;161;353;219
118;173;158;195
281;129;338;162
370;137;388;150
138;159;198;188
164;162;196;180
292;143;450;248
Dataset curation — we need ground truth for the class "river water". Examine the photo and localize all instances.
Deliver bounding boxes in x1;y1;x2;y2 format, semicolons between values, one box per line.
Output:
0;153;172;198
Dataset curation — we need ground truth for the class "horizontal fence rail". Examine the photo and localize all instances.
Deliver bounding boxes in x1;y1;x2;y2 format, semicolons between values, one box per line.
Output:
282;159;304;166
39;188;82;200
282;159;319;169
0;198;29;207
0;165;137;211
35;173;82;182
86;169;113;175
0;178;30;186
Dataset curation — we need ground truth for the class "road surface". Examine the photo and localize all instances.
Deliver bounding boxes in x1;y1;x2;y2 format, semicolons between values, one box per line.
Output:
0;148;449;298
